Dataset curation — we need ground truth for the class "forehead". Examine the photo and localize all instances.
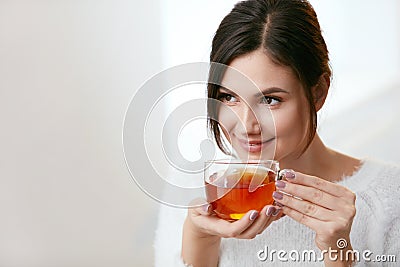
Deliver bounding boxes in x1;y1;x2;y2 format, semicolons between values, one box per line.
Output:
220;49;301;95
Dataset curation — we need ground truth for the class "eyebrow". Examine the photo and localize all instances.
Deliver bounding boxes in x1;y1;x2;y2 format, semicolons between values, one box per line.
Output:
219;86;289;97
254;87;290;97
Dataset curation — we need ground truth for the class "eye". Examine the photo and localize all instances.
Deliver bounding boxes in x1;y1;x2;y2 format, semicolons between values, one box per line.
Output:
218;93;239;103
261;96;280;106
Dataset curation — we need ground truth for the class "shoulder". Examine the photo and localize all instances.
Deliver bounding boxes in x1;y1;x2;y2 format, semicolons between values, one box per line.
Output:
340;158;400;223
338;158;400;194
368;159;400;215
337;158;400;214
362;158;400;208
364;158;400;192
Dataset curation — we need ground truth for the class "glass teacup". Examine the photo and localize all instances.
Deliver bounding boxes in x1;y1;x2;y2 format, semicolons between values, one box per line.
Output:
204;159;280;221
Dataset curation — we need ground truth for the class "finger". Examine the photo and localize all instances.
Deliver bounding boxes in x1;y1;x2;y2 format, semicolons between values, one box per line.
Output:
273;191;335;221
187;197;211;216
237;206;269;238
255;206;278;235
194;209;259;238
192;203;213;216
281;205;321;232
258;206;284;232
275;180;346;210
271;207;284;217
238;205;279;238
281;169;356;202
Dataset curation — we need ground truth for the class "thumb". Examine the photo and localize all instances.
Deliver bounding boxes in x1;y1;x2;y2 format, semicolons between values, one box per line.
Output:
188;198;213;216
195;203;213;216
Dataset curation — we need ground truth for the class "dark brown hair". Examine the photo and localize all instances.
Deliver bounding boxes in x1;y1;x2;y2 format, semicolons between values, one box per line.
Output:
207;0;331;155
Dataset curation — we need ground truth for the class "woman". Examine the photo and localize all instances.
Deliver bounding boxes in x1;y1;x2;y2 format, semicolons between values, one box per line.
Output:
155;0;400;266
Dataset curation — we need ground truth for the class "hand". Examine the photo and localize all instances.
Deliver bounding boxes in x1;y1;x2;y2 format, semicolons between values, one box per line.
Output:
186;201;283;240
182;200;284;267
272;170;356;252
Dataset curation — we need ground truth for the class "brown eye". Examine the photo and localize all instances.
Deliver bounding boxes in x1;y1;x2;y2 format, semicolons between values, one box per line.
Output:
219;93;238;103
261;96;280;106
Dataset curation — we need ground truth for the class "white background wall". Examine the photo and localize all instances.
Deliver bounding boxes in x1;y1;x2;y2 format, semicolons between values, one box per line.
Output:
0;1;399;267
0;0;162;266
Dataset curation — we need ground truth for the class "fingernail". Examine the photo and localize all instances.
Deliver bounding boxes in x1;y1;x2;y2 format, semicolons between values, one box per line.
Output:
250;210;259;220
203;204;211;213
272;208;281;216
282;169;295;179
266;206;276;216
275;180;286;189
273;191;283;200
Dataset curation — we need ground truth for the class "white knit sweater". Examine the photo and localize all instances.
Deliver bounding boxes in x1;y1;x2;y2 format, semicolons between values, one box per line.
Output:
154;158;400;266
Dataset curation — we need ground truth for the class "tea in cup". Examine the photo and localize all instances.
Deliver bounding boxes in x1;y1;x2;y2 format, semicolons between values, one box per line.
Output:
204;160;280;221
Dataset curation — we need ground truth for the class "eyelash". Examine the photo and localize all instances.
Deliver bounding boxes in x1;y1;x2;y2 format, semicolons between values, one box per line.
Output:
261;95;281;105
218;93;238;103
218;93;281;106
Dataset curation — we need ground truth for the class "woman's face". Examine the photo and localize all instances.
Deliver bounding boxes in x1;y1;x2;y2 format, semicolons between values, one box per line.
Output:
218;49;310;162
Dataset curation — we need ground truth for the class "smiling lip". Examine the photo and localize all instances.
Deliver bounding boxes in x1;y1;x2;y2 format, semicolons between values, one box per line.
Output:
236;137;275;153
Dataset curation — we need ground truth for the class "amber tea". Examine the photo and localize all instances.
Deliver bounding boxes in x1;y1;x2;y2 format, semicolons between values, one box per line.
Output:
204;160;279;221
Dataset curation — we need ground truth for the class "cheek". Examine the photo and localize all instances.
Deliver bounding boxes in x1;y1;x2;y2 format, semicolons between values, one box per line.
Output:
274;104;308;142
217;106;238;141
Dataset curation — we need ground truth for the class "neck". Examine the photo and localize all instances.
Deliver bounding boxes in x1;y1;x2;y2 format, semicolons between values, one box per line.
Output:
279;135;360;182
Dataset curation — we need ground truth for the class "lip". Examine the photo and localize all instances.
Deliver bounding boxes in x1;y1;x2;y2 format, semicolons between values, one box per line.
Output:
236;136;275;153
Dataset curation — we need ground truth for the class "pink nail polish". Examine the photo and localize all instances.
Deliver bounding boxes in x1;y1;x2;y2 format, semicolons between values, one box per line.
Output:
266;206;276;216
282;169;295;179
275;180;286;189
272;208;281;216
250;210;259;220
203;204;211;213
273;191;283;200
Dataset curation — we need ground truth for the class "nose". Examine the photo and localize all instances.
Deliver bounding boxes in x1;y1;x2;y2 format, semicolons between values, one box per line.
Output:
237;103;261;135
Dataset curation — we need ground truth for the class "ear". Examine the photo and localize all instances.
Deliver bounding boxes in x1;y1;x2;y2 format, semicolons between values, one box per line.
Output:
312;73;330;112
